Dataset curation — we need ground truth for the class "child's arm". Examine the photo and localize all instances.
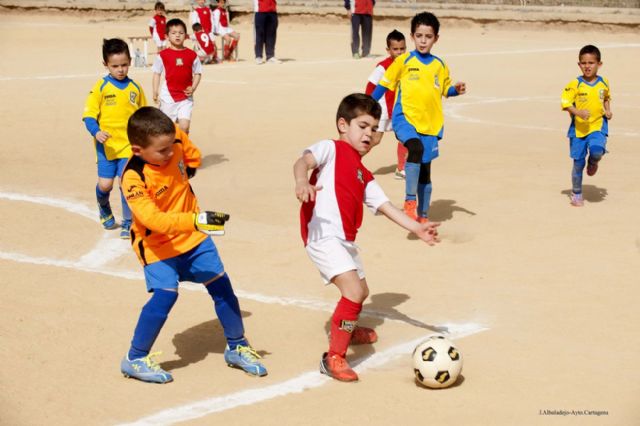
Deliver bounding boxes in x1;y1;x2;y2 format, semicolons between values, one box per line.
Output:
185;73;202;97
377;202;440;245
564;105;590;121
152;72;161;104
82;80;111;143
294;152;322;203
604;99;613;120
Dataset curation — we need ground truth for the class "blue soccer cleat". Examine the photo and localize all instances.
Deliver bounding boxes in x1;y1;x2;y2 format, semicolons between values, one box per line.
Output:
98;202;117;230
121;352;173;384
224;344;268;377
120;219;132;239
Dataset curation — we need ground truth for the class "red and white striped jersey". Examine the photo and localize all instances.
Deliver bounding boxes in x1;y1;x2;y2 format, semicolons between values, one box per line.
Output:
300;139;389;245
190;7;213;35
152;48;202;103
192;30;215;55
148;14;167;41
212;7;229;31
365;56;395;125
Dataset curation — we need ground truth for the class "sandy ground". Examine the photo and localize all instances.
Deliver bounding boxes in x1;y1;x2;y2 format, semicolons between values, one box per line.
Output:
0;10;639;426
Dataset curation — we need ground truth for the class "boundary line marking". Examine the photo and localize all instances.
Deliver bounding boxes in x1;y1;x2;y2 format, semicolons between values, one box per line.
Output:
118;325;488;426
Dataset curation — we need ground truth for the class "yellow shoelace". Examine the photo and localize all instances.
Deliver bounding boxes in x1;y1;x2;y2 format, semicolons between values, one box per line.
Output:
141;351;163;371
237;346;262;361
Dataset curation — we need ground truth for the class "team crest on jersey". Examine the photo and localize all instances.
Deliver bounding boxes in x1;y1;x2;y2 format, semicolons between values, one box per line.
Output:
178;159;186;179
357;169;364;184
176;58;184;66
129;91;137;104
434;75;440;89
599;88;605;100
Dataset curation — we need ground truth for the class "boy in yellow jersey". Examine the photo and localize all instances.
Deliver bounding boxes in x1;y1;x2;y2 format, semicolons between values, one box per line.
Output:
561;45;613;207
371;12;466;223
82;38;147;239
119;107;267;383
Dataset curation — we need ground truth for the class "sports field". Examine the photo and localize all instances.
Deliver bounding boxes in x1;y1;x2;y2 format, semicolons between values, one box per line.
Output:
1;8;639;426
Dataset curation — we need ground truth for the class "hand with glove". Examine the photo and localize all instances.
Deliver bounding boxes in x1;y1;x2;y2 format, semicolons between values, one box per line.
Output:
194;211;230;235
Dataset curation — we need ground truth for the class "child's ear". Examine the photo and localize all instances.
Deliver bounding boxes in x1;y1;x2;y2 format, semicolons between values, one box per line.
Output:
131;146;143;157
337;117;348;133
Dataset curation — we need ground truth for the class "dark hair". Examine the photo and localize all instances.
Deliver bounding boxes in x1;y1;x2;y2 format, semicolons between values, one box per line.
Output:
579;44;601;62
192;23;202;31
386;29;405;47
336;93;381;126
411;11;440;35
127;107;176;148
102;38;130;63
165;18;187;34
154;1;165;10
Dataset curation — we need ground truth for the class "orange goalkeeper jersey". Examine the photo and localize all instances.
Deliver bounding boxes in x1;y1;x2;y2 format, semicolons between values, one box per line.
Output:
121;125;205;265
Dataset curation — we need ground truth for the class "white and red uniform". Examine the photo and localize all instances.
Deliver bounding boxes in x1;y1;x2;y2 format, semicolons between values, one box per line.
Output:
190;6;214;37
300;139;388;245
152;48;202;103
365;56;395;131
212;6;234;35
148;14;167;48
191;30;216;57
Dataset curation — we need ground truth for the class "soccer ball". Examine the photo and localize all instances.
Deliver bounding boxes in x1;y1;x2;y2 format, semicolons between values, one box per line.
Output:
412;335;463;389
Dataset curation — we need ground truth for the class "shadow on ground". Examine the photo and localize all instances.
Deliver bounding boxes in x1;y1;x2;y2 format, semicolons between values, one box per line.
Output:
161;310;264;370
199;153;229;169
561;184;608;203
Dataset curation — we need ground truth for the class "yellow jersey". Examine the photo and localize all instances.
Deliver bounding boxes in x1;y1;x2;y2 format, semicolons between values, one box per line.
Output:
561;76;610;138
379;51;454;137
83;75;147;160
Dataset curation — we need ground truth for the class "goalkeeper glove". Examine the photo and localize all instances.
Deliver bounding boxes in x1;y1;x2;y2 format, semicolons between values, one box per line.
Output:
186;166;197;179
194;211;230;236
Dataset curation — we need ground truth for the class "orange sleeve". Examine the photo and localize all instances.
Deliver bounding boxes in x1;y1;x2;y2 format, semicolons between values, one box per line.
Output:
175;126;202;169
122;167;196;235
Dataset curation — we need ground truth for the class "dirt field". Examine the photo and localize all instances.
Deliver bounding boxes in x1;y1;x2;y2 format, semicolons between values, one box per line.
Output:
0;10;639;426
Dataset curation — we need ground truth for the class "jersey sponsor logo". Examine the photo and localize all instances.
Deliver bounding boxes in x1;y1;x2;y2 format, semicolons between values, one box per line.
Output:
176;58;184;66
126;189;144;201
105;93;117;106
155;185;169;198
408;67;419;72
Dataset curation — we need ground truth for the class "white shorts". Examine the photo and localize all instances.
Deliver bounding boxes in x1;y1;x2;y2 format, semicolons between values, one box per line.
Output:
160;99;193;121
305;237;365;284
152;35;167;49
217;27;235;37
378;117;392;132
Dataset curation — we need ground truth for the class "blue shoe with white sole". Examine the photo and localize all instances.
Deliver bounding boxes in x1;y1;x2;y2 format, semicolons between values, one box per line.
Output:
121;352;173;384
224;345;268;377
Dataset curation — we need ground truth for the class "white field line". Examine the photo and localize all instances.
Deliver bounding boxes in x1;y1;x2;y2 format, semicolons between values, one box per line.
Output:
2;42;639;81
118;324;488;426
0;191;461;330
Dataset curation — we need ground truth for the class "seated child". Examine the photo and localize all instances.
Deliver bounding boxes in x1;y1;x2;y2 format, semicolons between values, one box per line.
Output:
191;22;218;64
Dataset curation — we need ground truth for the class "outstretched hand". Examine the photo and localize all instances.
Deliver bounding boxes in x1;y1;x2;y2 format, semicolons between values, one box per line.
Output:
295;181;323;203
454;81;467;95
414;221;441;246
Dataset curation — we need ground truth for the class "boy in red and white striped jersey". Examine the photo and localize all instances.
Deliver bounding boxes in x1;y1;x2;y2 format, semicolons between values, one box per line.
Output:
293;93;439;382
191;22;218;64
212;0;240;61
152;18;202;134
148;1;167;51
365;29;408;179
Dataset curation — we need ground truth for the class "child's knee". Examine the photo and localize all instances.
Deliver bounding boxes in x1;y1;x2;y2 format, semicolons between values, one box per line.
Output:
97;178;114;192
405;138;423;163
589;146;604;161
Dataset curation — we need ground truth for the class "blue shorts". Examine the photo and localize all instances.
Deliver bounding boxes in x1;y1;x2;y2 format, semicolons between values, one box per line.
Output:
392;116;440;163
569;131;607;160
96;142;129;179
143;238;225;292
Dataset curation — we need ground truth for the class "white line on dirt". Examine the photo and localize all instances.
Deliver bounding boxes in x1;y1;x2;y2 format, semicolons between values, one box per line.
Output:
118;324;487;426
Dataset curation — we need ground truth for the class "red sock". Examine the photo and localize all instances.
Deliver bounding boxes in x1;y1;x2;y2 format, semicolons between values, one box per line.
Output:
328;297;363;358
397;142;408;171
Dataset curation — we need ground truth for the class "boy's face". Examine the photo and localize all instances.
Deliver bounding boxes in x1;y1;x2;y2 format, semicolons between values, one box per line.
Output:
104;52;130;81
411;24;438;55
578;53;602;81
155;7;165;15
197;0;206;6
387;39;407;60
132;133;175;166
337;113;380;156
167;25;186;48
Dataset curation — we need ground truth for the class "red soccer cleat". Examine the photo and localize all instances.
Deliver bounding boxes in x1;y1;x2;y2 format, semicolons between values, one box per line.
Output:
320;353;358;382
350;326;378;345
586;161;599;176
403;200;418;221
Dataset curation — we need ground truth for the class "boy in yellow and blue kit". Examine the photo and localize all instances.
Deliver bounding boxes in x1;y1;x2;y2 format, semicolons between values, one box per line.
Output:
119;107;267;383
371;12;466;222
82;38;147;238
561;44;613;207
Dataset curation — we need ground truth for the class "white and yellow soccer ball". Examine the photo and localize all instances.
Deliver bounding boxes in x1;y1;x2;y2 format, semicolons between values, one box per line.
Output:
412;335;463;389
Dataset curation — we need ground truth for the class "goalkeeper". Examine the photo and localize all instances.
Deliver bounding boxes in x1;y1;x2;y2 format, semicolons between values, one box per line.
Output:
119;106;267;383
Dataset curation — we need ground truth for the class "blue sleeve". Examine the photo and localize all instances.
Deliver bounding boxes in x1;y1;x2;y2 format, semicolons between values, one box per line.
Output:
344;0;350;10
83;117;100;137
370;84;388;101
447;86;459;97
